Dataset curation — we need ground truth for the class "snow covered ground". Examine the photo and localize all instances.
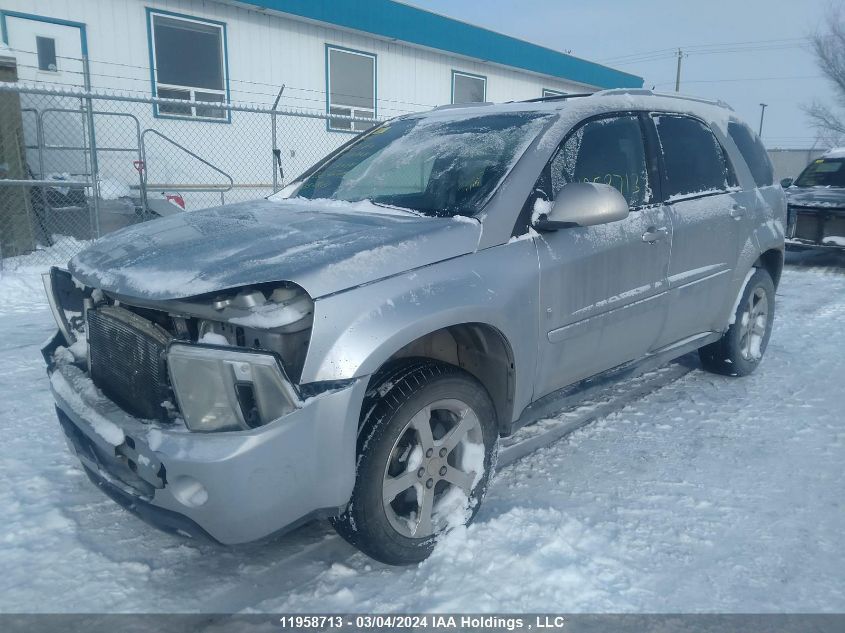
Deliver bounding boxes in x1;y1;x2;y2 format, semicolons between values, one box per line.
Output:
0;248;843;613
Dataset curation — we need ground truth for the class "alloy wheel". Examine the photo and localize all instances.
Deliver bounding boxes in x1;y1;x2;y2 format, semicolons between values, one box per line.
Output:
381;398;484;538
739;286;769;361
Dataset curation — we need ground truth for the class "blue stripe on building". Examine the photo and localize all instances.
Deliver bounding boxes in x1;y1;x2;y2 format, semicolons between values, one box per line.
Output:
236;0;643;89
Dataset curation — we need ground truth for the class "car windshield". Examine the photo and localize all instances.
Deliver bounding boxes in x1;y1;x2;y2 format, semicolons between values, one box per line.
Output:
294;111;552;217
794;157;845;187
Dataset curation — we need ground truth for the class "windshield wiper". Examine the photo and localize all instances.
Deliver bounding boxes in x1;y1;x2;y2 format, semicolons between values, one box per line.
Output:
367;199;425;217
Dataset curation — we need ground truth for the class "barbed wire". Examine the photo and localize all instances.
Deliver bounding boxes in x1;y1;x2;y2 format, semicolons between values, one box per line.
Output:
5;45;440;113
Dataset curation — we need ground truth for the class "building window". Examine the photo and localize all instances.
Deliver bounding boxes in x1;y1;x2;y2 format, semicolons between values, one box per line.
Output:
36;36;57;72
452;71;486;104
327;46;376;132
148;10;228;120
542;88;565;98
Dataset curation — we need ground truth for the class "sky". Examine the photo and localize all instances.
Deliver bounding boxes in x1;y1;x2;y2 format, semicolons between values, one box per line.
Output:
405;0;840;149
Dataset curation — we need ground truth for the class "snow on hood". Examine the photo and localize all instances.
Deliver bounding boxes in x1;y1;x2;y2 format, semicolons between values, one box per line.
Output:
785;186;845;209
68;198;482;300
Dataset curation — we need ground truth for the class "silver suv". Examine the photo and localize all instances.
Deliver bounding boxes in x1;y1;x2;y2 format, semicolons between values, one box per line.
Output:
43;90;785;565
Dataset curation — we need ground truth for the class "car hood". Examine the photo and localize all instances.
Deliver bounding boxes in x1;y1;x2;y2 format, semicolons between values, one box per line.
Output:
785;186;845;210
69;199;482;300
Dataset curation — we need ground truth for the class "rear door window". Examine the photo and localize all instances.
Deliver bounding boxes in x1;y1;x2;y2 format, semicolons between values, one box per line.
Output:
652;114;736;199
727;121;774;186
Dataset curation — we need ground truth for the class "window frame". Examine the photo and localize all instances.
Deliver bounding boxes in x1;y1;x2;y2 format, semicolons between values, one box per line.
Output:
146;8;231;123
325;44;377;134
513;111;659;237
542;88;565;98
647;112;740;203
548;111;659;212
451;70;487;105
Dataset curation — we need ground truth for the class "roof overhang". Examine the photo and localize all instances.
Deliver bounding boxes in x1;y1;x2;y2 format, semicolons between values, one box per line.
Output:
220;0;643;89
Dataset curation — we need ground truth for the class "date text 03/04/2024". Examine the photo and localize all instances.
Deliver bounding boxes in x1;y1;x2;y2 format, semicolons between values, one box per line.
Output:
277;615;567;630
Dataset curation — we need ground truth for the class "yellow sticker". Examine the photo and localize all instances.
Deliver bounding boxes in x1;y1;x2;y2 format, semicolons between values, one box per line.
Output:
815;159;825;163
370;126;389;135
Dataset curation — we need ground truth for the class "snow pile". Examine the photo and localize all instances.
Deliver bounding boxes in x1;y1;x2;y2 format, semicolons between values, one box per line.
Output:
95;178;133;200
198;331;230;346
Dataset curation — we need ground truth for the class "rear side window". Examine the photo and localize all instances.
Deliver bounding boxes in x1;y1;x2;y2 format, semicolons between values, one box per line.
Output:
727;121;774;186
549;115;650;208
653;114;736;199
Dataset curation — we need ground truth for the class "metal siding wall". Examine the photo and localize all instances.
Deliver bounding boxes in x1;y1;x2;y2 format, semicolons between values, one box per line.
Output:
2;0;594;112
767;149;825;182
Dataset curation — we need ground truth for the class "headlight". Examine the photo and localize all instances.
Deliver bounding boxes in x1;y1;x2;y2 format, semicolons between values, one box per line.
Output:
42;267;89;344
212;285;313;332
167;343;300;432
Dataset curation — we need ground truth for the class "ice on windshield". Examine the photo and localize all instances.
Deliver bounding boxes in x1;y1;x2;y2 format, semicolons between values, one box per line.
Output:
295;112;552;217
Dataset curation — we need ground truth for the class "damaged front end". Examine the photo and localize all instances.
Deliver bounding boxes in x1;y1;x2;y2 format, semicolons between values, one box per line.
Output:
42;267;362;544
44;268;311;430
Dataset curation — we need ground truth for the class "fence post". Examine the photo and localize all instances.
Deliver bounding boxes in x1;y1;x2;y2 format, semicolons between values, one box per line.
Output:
82;55;101;238
271;85;285;193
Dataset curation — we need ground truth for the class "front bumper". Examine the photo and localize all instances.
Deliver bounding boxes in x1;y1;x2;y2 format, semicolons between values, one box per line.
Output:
47;332;366;544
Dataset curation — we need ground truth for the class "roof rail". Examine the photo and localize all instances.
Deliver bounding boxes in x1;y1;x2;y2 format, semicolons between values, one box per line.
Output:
429;101;497;112
519;92;594;103
593;88;733;110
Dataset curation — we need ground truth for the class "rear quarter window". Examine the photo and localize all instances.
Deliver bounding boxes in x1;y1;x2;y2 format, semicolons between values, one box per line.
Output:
727;121;774;187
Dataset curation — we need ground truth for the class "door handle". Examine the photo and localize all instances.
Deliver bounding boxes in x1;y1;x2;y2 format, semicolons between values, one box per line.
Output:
642;227;668;243
730;204;747;219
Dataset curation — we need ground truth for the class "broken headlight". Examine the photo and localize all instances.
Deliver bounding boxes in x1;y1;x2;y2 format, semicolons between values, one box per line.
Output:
210;285;313;333
167;343;301;433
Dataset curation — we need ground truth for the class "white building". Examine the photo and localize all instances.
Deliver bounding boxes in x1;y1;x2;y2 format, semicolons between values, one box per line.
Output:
0;1;641;220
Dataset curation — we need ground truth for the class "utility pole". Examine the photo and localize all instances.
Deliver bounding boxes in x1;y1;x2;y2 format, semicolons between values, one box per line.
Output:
674;48;684;92
758;103;768;136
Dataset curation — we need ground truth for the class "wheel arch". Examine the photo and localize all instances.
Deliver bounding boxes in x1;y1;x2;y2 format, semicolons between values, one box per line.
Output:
366;322;517;436
755;248;784;288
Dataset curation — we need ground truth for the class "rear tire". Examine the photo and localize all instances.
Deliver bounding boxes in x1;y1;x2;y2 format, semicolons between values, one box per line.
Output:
699;267;775;376
331;359;498;565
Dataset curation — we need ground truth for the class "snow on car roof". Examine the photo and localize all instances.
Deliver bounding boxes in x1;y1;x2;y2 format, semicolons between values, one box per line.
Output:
822;147;845;158
405;89;735;132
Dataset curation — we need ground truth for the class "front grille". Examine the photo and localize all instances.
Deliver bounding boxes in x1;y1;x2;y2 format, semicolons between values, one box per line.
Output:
795;213;822;241
793;211;845;243
87;306;172;422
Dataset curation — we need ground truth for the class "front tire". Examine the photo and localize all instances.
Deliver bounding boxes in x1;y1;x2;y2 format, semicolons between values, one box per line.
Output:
699;267;775;376
331;359;498;565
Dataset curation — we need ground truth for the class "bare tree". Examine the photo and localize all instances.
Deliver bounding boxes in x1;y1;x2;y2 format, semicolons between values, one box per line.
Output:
805;5;845;146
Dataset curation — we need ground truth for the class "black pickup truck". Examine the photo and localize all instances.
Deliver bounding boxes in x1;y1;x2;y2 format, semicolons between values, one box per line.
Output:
783;150;845;249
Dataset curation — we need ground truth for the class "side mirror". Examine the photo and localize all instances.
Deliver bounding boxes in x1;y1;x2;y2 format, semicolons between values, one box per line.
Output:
533;182;630;230
780;178;793;188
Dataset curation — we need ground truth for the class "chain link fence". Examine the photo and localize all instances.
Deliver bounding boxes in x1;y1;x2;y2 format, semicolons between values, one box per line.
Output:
0;82;380;271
